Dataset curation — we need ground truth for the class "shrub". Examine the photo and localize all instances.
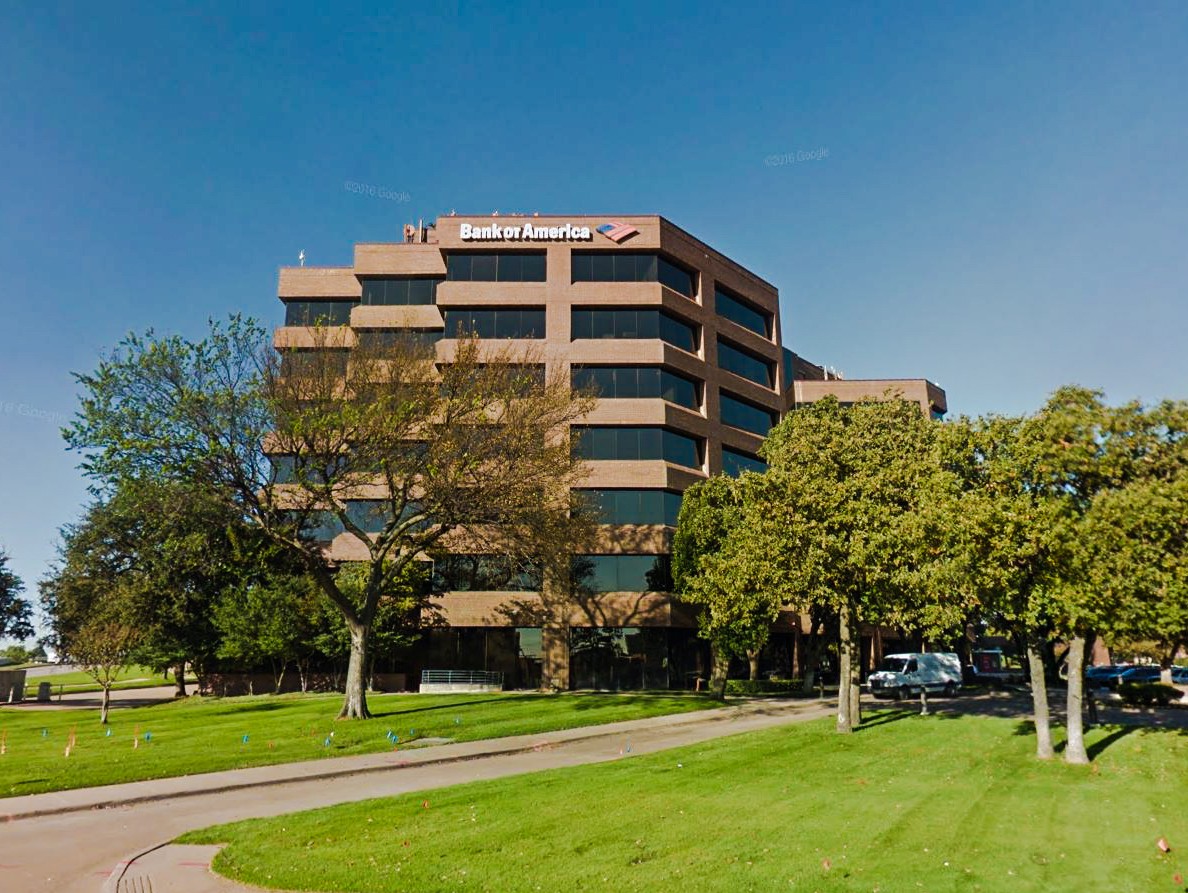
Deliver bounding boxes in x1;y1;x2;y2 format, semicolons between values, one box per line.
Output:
1118;682;1181;707
724;679;800;695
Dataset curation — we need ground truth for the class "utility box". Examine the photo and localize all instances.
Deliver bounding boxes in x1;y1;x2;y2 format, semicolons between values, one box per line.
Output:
0;670;26;703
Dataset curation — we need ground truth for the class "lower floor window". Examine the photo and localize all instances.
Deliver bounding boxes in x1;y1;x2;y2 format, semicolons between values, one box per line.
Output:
572;554;673;592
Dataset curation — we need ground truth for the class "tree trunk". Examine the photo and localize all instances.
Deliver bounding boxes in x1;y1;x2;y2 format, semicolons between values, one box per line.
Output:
1064;635;1089;765
747;649;760;681
837;602;853;734
799;622;820;694
100;685;111;724
850;669;862;727
708;642;730;700
338;621;372;719
272;659;286;695
1026;636;1054;759
297;659;309;693
174;662;187;697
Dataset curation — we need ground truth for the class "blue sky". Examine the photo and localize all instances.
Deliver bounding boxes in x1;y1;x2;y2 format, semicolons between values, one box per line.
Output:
1;2;1186;623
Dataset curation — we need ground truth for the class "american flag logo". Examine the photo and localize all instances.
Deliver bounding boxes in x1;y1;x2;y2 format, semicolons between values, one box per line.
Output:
596;221;640;243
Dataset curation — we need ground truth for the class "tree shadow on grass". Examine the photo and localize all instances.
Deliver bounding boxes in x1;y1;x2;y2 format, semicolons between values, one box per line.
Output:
370;697;507;719
1086;725;1139;760
855;710;914;732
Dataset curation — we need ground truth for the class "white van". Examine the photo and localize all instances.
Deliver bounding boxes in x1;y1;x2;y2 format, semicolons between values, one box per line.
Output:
868;652;962;699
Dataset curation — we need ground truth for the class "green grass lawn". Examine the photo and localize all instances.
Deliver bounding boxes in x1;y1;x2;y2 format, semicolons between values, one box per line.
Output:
21;665;172;697
182;712;1188;893
0;691;719;797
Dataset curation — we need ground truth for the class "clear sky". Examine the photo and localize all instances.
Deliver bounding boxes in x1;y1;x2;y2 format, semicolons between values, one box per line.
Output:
1;2;1186;624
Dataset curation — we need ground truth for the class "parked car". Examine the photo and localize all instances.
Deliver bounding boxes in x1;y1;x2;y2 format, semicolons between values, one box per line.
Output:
1171;666;1188;684
869;653;962;699
1085;664;1128;688
967;649;1025;685
1117;666;1162;685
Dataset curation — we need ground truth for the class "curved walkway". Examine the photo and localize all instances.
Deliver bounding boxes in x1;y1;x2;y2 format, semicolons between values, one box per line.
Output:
2;697;834;893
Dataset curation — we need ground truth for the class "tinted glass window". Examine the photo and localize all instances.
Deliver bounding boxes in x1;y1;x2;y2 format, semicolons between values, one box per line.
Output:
576;489;683;526
442;308;546;339
446;253;547;282
722;447;768;477
571;367;699;409
661;370;698;408
572;427;703;468
470;254;497;281
659;312;697;352
432;555;542;591
715;288;771;337
782;347;796;390
280;349;349;377
573;555;673;592
521;253;547;281
720;392;778;436
284;301;357;326
447;254;472;281
657;256;696;297
343;500;391;534
570;309;697;352
270;455;296;483
360;279;439;306
572;253;691;297
356;330;443;350
717;339;774;387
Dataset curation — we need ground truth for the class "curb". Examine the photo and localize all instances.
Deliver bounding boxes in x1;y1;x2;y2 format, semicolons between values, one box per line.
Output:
6;700;822;822
100;841;169;893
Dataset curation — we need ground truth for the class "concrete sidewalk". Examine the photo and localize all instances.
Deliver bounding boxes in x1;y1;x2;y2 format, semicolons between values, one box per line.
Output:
5;698;813;820
1;697;834;893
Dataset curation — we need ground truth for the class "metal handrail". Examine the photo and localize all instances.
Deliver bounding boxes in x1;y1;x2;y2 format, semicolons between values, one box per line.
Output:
420;669;503;685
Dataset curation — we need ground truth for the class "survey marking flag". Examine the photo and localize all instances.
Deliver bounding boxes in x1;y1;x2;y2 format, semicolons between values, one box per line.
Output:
597;221;639;243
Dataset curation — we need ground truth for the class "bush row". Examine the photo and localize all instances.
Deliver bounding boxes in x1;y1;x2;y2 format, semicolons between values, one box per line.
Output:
1118;682;1182;707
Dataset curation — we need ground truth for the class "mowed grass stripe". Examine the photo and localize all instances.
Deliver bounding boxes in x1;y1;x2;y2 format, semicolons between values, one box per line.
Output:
182;713;1188;893
0;691;719;797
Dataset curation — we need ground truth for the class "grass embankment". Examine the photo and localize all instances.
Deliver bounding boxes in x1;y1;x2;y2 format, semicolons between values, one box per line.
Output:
0;691;720;797
185;712;1187;893
21;665;172;697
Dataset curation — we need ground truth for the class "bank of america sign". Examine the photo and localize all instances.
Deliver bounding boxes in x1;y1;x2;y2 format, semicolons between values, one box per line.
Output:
459;221;641;243
460;222;593;241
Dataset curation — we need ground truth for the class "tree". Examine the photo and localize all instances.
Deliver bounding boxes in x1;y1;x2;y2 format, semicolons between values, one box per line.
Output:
64;607;140;724
754;398;965;733
65;317;592;718
0;549;33;642
40;477;262;696
944;413;1064;759
1;643;46;664
215;575;313;694
951;390;1188;763
215;562;428;694
1077;401;1188;681
672;475;784;698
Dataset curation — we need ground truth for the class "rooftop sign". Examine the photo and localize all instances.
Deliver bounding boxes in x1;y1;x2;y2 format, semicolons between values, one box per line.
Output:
459;222;592;242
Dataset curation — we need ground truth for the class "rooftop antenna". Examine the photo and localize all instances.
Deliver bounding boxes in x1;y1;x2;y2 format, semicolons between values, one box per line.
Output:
298;250;305;267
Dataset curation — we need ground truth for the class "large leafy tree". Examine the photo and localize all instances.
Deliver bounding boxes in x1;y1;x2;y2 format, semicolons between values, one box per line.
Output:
945;412;1069;759
1083;477;1188;671
64;317;591;718
0;549;33;642
951;390;1188;763
754;397;965;733
672;475;784;697
41;477;266;694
